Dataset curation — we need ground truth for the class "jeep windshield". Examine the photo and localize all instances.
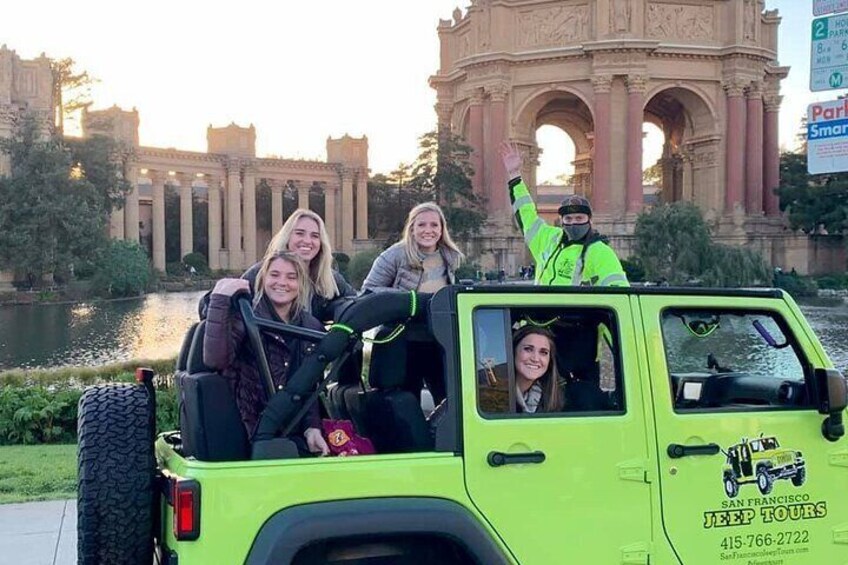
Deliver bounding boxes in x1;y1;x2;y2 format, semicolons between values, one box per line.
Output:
661;308;812;410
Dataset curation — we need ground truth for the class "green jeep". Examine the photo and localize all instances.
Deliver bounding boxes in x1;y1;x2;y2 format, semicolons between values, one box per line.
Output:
722;435;806;498
76;286;848;564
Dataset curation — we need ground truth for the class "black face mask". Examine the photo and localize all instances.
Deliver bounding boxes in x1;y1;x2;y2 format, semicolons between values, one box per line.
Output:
562;221;590;241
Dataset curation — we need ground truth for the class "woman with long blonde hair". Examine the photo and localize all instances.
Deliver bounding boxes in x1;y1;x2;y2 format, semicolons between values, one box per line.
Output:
243;208;355;323
362;202;463;294
361;202;464;405
204;251;328;454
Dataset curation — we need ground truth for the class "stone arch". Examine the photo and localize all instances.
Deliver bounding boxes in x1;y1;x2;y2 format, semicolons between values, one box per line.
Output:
513;87;595;196
643;84;721;212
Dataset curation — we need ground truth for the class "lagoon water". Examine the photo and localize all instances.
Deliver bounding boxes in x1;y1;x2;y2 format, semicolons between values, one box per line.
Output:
0;291;846;371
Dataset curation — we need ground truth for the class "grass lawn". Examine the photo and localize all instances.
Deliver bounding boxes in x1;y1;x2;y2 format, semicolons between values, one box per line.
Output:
0;444;76;504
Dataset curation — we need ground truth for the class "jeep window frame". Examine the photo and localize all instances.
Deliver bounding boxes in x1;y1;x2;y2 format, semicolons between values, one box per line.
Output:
471;305;627;420
659;306;816;414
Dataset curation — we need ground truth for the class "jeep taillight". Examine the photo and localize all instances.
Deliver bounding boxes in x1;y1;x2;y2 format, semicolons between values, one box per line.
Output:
172;479;201;541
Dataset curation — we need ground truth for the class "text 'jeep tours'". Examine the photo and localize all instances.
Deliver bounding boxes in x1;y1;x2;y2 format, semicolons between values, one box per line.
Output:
76;286;848;564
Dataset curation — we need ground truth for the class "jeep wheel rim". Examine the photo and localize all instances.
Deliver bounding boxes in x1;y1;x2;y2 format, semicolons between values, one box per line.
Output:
758;473;768;490
724;479;736;497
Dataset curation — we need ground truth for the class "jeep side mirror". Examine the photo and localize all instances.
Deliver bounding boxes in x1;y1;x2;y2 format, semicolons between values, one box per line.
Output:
814;368;848;442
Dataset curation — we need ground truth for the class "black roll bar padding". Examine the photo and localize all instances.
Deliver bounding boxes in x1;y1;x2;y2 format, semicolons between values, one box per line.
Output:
252;290;429;442
237;294;277;401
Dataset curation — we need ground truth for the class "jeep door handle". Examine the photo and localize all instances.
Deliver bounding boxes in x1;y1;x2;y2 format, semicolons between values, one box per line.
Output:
667;443;721;459
487;451;546;467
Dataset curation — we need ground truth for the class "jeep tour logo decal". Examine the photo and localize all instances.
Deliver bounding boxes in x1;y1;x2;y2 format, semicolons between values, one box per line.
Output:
721;435;806;499
702;434;827;530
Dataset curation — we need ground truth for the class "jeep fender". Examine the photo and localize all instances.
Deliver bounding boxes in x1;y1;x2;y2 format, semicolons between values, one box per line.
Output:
244;497;510;565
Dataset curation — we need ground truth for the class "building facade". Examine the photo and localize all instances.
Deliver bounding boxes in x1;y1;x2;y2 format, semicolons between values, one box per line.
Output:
85;106;369;273
430;0;844;274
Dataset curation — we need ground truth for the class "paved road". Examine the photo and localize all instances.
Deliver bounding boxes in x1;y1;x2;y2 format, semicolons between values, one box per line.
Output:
0;500;75;565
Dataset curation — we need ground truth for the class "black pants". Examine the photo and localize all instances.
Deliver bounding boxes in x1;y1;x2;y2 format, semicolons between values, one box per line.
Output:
370;324;446;406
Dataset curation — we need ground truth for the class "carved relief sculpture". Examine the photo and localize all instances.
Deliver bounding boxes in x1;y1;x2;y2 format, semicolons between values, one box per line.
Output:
647;4;714;40
611;0;631;33
517;6;589;48
744;0;757;41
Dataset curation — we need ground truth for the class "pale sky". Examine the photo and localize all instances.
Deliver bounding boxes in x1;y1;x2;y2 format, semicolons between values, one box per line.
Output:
0;0;827;182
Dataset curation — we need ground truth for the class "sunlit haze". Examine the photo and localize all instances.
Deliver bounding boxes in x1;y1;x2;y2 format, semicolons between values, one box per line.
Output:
0;0;824;183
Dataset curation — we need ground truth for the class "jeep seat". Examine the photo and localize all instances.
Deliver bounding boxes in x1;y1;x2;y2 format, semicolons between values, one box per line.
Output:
351;336;434;453
179;321;250;462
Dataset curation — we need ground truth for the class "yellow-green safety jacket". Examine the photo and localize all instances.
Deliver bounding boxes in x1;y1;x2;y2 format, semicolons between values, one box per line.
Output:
509;177;629;287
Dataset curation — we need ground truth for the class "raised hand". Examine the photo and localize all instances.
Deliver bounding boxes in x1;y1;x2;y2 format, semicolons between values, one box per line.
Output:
499;141;523;180
211;278;250;297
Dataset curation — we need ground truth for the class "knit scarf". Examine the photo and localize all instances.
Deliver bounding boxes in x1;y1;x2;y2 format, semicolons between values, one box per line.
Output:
517;382;543;413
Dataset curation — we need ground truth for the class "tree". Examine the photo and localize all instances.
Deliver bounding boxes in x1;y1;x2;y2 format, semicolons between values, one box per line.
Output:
91;240;151;297
367;163;430;242
0;114;110;281
642;159;662;185
634;201;770;286
777;152;848;235
408;131;486;241
51;58;96;136
66;134;132;214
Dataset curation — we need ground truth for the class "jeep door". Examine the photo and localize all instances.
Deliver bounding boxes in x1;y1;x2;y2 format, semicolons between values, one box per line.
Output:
458;292;653;564
638;293;847;565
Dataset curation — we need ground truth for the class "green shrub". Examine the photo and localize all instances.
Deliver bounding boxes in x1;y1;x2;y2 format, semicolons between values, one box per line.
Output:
183;252;210;275
347;248;382;289
0;363;179;445
332;252;351;278
91;240;151;298
816;273;848;290
620;258;645;283
455;261;481;281
166;261;184;276
774;271;818;298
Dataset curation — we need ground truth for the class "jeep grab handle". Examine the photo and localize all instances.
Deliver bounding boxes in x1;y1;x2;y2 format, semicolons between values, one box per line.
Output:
667;443;721;459
487;451;546;467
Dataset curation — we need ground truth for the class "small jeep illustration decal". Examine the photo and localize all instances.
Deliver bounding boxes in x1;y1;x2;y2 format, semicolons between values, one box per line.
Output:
721;435;806;499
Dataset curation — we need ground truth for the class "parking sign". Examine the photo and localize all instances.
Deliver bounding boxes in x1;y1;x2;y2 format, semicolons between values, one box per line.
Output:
815;0;848;17
811;14;848;91
807;99;848;174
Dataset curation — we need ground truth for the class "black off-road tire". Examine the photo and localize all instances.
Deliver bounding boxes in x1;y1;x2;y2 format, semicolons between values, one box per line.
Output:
77;384;155;565
791;466;807;487
756;465;774;496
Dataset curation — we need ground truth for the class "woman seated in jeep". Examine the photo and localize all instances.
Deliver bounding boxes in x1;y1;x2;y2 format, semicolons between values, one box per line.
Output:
203;251;330;455
513;325;564;413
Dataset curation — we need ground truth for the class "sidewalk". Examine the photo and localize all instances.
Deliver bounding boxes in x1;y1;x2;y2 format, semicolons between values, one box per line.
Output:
0;500;75;565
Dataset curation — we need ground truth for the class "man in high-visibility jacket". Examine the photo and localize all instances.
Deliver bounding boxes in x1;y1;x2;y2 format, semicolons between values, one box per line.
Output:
499;142;629;287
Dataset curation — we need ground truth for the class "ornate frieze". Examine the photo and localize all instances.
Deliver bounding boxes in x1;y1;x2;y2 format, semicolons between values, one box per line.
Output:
517;5;590;48
646;3;714;40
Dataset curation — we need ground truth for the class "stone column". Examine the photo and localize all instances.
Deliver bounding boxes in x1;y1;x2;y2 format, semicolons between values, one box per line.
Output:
356;170;368;240
110;207;125;240
179;177;194;260
208;177;222;271
151;173;166;272
592;75;613;214
487;86;508;215
468;91;485;194
626;75;646;214
341;171;354;253
124;166;140;243
325;183;337;248
271;181;283;235
724;80;746;213
297;181;310;210
226;160;243;270
745;82;764;216
763;92;782;217
242;166;257;264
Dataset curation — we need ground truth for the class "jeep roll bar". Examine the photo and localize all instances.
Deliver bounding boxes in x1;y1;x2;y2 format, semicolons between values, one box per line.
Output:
242;290;428;450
